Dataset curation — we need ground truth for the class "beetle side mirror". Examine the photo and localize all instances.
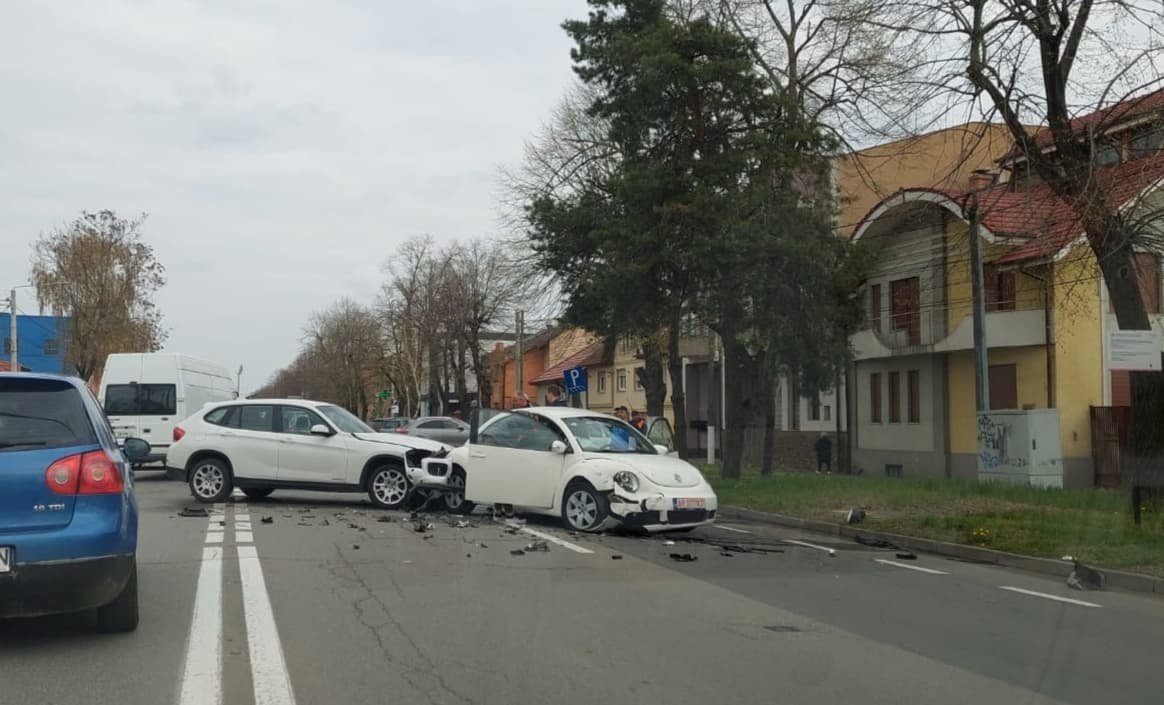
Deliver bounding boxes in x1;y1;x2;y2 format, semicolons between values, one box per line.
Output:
550;440;569;454
122;437;151;461
654;444;670;455
310;424;334;436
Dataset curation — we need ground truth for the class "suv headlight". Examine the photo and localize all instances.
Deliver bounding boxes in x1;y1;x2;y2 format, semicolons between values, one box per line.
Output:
613;470;639;493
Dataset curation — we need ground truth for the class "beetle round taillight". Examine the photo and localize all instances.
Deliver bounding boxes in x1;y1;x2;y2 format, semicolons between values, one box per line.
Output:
51;468;72;486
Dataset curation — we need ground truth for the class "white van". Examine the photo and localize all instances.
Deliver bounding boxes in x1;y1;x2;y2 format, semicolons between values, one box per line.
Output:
99;353;237;465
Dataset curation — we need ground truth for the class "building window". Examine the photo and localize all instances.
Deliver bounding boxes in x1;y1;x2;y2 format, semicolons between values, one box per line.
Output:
888;371;901;423
1130;127;1164;158
988;364;1018;410
890;277;921;345
983;264;1017;312
43;338;59;355
597;372;608;394
1096;144;1121;167
616;368;627;392
808;395;821;421
870;283;882;332
907;370;920;423
870;372;882;423
885;464;903;479
633;368;644;391
823;404;831;422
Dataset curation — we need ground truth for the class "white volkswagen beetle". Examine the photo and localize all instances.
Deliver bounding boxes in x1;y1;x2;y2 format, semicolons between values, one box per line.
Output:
411;407;718;532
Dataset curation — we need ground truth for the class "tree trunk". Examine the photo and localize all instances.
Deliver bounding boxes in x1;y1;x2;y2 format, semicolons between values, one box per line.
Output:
641;334;667;416
666;319;688;460
760;358;778;476
720;338;756;479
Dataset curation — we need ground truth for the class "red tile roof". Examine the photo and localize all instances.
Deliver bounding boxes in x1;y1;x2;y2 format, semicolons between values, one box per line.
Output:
1028;88;1164;150
530;341;607;384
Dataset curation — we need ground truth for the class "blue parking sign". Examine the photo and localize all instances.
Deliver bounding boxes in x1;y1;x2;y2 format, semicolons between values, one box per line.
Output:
563;366;588;394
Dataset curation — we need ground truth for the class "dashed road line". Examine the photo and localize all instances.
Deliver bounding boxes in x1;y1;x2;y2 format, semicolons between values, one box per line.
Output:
783;539;837;556
710;524;753;534
238;545;297;705
205;532;224;545
874;558;949;575
998;586;1102;608
236;531;254;544
504;520;594;554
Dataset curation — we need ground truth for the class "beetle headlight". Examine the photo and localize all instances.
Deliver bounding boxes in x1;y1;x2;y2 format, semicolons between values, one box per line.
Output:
613;470;639;493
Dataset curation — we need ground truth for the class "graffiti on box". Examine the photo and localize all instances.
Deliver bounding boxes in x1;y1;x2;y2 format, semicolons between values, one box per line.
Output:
977;414;1014;472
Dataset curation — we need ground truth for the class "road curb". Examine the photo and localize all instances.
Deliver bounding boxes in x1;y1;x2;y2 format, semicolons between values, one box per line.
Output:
720;506;1164;597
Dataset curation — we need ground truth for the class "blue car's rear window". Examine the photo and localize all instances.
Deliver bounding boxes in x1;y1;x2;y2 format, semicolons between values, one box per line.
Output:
0;378;97;453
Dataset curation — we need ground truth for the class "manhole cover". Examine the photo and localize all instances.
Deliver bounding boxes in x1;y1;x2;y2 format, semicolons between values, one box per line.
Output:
764;625;802;633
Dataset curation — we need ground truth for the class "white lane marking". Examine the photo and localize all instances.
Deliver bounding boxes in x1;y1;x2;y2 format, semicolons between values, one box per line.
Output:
999;586;1102;608
236;523;253;532
875;558;949;575
205;532;223;545
178;546;223;705
235;514;251;524
236;531;254;544
784;539;837;556
504;520;594;555
237;546;297;705
710;524;753;534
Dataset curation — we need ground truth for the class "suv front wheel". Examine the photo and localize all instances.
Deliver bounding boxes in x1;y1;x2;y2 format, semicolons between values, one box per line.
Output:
367;463;410;509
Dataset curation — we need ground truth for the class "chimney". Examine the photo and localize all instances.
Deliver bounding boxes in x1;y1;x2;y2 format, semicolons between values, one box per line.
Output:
969;168;999;191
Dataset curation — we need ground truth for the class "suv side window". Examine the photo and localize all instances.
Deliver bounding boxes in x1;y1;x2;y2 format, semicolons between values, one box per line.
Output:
280;406;326;435
239;405;275;432
205;406;238;428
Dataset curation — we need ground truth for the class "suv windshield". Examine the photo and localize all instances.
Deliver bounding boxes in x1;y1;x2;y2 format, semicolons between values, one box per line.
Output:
0;377;97;451
562;416;657;454
318;405;373;434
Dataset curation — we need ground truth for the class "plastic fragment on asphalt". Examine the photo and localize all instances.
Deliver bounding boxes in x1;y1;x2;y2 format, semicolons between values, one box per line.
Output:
720;551;734;557
377;516;395;523
352;545;360;550
178;507;209;518
525;540;550;552
669;553;698;562
895;552;917;560
663;540;676;546
611;554;623;560
510;549;525;556
261;517;273;524
348;522;360;529
478;543;488;548
320;519;330;526
847;507;867;524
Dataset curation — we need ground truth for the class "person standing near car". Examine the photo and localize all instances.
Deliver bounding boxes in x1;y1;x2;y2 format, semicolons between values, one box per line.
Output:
630;410;647;433
814;432;833;474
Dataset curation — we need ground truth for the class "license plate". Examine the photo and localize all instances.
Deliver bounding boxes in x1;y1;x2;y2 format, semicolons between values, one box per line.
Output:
673;498;706;510
0;546;11;574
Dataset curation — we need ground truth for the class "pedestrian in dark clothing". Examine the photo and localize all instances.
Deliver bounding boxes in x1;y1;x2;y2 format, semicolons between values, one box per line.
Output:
630;411;647;433
546;385;568;406
814;432;832;474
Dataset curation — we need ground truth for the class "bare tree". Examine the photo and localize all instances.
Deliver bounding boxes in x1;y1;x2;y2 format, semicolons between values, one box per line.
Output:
31;210;167;381
302;299;383;417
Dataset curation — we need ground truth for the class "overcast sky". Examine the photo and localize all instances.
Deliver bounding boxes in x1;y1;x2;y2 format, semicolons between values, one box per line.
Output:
0;0;587;391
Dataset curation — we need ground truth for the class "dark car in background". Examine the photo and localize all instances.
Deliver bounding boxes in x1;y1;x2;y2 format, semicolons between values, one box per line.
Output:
397;416;471;446
369;417;410;433
0;373;151;632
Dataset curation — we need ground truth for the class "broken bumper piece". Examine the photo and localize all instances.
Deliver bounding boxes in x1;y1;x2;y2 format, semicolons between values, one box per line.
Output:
608;490;718;531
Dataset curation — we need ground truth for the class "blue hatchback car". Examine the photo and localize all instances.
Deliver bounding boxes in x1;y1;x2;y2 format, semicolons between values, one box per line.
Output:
0;373;151;632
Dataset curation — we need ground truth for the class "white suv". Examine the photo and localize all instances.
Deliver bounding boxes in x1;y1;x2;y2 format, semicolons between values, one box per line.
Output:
165;399;451;508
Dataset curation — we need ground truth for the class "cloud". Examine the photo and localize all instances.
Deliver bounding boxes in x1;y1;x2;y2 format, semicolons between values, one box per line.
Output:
0;0;587;390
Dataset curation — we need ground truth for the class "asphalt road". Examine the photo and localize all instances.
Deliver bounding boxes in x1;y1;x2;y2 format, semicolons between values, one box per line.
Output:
2;472;1162;705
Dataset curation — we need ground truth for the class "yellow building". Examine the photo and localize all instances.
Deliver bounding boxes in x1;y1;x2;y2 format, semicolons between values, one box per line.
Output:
849;91;1164;487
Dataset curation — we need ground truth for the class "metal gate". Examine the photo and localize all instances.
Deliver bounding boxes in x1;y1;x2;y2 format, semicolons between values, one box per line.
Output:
1090;405;1130;489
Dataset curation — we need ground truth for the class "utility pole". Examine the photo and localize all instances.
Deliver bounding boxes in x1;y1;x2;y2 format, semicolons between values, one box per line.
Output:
968;193;991;412
8;288;18;373
514;310;525;402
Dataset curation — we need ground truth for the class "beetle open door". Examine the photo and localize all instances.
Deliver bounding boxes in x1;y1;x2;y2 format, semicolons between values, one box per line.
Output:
464;409;568;509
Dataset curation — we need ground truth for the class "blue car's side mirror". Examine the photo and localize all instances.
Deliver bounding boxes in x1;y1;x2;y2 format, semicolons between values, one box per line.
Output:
122;437;151;461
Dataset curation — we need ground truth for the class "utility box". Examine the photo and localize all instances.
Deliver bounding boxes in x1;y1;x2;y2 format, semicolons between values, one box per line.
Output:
977;409;1064;488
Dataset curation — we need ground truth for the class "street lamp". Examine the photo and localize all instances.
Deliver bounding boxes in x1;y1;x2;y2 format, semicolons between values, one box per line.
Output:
5;283;34;372
236;365;244;399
